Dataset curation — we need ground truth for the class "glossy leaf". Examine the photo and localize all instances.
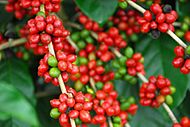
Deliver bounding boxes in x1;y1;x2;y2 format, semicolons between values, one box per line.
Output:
75;0;118;23
136;34;188;108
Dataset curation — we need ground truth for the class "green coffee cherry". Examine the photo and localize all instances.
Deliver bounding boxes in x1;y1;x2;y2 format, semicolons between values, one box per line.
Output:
118;67;127;75
182;23;189;31
113;123;121;127
120;101;130;110
113;116;121;123
48;56;58;67
80;29;90;38
85;36;94;43
74;80;83;91
79;57;88;65
125;47;134;58
170;86;176;94
115;72;122;79
175;30;184;38
107;21;114;27
50;108;60;119
71;32;80;42
121;32;127;40
75;118;82;125
23;52;30;61
119;1;128;9
112;60;121;69
119;56;127;66
146;1;153;6
95;82;104;90
129;77;137;85
87;88;94;95
165;95;173;105
130;34;138;42
96;60;103;66
49;67;61;78
186;45;190;55
124;74;133;81
77;40;86;49
127;97;135;104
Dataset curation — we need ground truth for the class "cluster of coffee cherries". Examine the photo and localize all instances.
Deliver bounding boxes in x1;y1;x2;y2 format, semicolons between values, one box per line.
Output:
50;87;93;126
139;75;176;107
172;46;190;74
98;27;127;49
78;13;102;32
173;117;190;127
38;51;79;86
5;0;61;19
109;10;141;36
25;14;71;55
126;52;145;76
112;47;138;85
71;29;95;49
138;4;177;38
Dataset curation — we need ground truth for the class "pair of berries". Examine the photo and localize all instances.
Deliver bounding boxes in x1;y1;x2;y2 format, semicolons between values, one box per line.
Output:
26;15;70;55
172;46;190;74
173;117;190;127
98;27;127;49
50;88;93;126
5;0;61;19
38;51;78;86
139;75;176;107
138;4;177;37
110;10;141;35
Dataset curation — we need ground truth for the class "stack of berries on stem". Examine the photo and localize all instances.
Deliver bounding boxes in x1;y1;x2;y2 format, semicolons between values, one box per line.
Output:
78;13;103;32
38;51;79;86
0;33;5;44
172;45;190;74
112;46;144;84
25;14;74;55
138;4;178;38
5;0;61;19
139;75;176;107
70;29;95;49
109;10;141;36
173;117;190;127
50;87;93;126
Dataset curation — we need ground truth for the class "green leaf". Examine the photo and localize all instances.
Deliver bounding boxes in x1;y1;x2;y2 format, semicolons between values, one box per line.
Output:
0;82;39;127
75;0;118;23
0;58;36;105
0;118;31;127
131;105;171;127
136;34;188;108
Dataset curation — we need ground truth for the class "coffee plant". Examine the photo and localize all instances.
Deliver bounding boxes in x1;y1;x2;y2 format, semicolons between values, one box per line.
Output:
0;0;190;127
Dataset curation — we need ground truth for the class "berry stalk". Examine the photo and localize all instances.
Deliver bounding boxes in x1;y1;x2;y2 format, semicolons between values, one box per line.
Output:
125;0;187;48
40;4;77;127
0;38;27;51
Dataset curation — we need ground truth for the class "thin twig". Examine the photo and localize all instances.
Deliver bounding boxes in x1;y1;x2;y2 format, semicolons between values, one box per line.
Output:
0;38;27;51
64;22;83;30
125;0;146;13
66;36;79;52
125;123;131;127
0;1;8;4
108;117;114;127
162;103;178;123
89;77;97;91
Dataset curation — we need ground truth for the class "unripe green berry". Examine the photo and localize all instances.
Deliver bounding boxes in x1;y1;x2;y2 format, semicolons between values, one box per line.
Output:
71;32;80;42
165;95;173;105
115;72;122;79
127;96;135;104
37;11;46;17
49;67;60;78
175;30;184;38
113;123;121;127
118;67;127;75
85;36;94;43
170;86;176;94
23;52;30;61
130;34;138;42
186;45;190;55
113;116;121;123
88;52;96;60
75;118;82;125
74;80;83;91
124;74;133;81
48;56;58;67
80;30;90;38
125;47;134;58
119;1;128;9
129;77;137;85
87;88;94;95
119;56;127;66
96;60;103;66
95;82;104;90
77;40;86;49
107;21;114;27
50;108;60;119
112;60;121;69
79;57;88;65
182;23;189;31
120;102;130;110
